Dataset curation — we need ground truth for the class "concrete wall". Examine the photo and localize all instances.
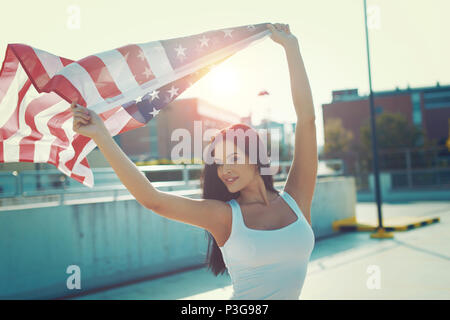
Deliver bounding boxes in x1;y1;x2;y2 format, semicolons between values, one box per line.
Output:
357;173;450;202
0;176;356;299
310;176;357;238
0;200;208;299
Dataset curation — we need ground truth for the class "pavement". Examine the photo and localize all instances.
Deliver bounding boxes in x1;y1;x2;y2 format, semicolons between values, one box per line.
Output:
70;201;450;300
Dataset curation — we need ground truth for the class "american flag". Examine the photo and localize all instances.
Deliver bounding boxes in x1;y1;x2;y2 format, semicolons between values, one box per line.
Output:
0;23;271;188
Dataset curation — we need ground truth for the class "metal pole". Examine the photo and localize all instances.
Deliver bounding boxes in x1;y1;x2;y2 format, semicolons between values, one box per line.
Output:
363;0;388;236
406;148;412;188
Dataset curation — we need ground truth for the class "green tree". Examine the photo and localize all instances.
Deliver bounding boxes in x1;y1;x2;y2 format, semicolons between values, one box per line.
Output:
358;112;433;171
323;118;354;157
360;112;422;152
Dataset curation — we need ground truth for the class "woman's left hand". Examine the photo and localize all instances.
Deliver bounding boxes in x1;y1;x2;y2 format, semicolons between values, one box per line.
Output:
266;23;298;48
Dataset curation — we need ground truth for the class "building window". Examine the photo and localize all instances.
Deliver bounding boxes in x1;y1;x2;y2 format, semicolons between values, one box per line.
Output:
411;92;422;126
424;90;450;109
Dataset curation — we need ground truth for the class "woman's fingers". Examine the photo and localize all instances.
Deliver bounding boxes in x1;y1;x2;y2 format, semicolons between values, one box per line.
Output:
70;102;91;120
73;111;91;121
74;116;89;126
273;23;289;34
72;109;90;120
73;111;91;126
70;101;89;114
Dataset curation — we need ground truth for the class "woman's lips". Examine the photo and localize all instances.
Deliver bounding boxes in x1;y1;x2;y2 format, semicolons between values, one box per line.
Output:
224;177;238;184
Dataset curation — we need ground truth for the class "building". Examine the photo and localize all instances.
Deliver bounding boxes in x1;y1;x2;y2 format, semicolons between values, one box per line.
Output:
321;82;450;173
323;83;450;149
116;97;243;162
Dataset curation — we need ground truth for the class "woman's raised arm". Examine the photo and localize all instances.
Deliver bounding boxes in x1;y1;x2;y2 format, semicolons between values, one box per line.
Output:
70;102;229;233
267;23;317;225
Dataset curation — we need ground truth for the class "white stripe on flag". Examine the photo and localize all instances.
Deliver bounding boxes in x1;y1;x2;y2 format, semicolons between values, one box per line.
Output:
3;81;41;162
34;48;64;78
84;42;175;115
54;108;80;175
95;49;137;97
72;159;94;187
57;62;104;107
0;63;29;128
33;96;70;163
138;41;174;79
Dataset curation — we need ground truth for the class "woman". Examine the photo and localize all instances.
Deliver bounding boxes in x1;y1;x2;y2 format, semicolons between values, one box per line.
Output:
70;22;318;300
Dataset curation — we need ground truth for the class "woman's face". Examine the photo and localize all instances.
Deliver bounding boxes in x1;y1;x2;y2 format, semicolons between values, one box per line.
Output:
213;138;258;193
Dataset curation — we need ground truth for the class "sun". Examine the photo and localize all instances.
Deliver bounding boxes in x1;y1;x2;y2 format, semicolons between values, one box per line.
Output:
209;66;239;95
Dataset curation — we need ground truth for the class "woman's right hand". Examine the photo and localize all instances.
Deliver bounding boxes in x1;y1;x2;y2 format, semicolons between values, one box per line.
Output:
70;101;109;140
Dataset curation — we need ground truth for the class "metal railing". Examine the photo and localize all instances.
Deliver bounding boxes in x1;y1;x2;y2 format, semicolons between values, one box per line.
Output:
351;145;450;191
0;162;300;199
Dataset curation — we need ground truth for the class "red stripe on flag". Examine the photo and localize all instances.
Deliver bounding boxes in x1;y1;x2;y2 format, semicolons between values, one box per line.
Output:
9;44;51;91
99;105;121;121
0;79;32;140
19;143;35;162
117;44;155;86
118;116;146;135
45;74;87;107
70;171;86;184
47;144;62;168
0;45;21;104
46;109;73;168
60;57;74;67
18;93;63;162
64;134;92;171
77;55;122;100
80;157;89;168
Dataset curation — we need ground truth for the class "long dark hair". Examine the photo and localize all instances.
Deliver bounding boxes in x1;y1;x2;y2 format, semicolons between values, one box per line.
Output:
200;123;279;276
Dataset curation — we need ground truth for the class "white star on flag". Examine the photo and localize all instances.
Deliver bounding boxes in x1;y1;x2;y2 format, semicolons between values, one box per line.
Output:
174;44;187;57
137;51;146;61
149;107;160;117
149;90;160;101
223;29;234;38
167;85;179;99
142;67;153;79
199;35;210;47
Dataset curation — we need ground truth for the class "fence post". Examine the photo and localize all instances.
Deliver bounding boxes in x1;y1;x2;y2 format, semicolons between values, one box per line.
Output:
183;165;189;185
15;172;21;196
406;148;412;188
435;148;441;186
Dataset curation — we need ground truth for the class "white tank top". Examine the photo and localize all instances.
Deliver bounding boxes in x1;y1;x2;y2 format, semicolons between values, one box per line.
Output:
219;189;315;300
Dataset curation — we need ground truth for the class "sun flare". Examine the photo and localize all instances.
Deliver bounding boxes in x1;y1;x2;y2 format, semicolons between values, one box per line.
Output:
209;66;239;95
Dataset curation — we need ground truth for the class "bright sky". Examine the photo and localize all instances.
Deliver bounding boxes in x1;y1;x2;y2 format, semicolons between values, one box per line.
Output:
1;0;449;147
